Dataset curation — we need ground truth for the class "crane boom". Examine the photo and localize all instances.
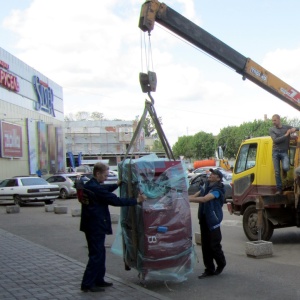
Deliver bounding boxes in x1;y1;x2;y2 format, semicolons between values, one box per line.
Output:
139;0;300;111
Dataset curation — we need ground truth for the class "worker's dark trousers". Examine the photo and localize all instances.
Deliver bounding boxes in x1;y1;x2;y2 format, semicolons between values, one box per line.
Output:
200;217;226;273
81;232;106;289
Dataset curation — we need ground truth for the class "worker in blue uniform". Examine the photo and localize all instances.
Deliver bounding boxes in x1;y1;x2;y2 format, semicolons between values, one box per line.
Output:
189;168;226;279
80;162;146;293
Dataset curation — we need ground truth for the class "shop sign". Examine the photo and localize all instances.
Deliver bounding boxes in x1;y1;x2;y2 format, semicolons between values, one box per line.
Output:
33;75;55;117
0;59;20;92
0;121;23;158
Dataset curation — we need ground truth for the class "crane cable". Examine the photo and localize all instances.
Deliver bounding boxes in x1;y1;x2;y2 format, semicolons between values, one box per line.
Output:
140;30;154;74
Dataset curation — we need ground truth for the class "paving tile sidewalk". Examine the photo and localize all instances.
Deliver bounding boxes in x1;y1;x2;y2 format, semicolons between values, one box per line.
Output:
0;228;170;300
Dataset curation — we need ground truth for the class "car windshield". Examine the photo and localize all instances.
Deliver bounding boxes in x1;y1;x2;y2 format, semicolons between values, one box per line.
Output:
20;178;49;186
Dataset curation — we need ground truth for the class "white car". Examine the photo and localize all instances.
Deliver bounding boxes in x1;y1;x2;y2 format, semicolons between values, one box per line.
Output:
46;173;79;199
0;176;59;206
188;166;227;180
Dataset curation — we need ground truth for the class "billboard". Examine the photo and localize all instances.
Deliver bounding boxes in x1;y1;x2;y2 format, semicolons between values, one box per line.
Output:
0;121;23;158
26;118;38;174
48;124;56;174
37;121;48;173
56;126;64;172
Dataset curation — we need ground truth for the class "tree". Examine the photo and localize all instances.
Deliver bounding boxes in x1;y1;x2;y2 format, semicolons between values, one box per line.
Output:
217;126;240;159
192;132;215;159
217;119;274;159
172;136;194;159
64;113;75;121
286;117;300;128
90;112;104;120
75;111;90;120
152;139;164;151
143;116;162;138
64;111;106;121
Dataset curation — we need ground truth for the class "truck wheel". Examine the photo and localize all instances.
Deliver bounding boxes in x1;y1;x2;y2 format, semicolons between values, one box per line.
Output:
243;205;274;241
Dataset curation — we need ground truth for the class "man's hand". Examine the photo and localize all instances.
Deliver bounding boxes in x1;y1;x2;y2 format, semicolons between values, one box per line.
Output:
137;192;147;204
291;127;297;133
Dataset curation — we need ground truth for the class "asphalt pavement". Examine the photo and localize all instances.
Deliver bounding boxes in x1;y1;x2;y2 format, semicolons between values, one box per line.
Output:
3;199;300;300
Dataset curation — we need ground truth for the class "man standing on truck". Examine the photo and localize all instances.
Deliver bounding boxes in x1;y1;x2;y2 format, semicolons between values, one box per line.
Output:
189;169;226;278
269;114;299;195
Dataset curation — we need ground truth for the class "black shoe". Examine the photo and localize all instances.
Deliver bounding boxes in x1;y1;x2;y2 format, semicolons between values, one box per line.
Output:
81;286;105;292
283;171;287;179
214;266;225;275
198;271;215;279
96;281;113;287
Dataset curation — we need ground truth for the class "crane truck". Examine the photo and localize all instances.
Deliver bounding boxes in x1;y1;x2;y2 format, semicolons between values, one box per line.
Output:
138;0;300;241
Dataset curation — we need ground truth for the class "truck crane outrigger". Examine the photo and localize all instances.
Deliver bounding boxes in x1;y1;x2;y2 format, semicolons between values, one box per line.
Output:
138;0;300;241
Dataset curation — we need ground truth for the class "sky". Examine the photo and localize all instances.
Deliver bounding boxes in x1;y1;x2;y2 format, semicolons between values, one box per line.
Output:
1;0;300;147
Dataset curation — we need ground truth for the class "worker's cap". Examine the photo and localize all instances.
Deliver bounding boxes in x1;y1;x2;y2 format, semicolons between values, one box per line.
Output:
209;168;223;181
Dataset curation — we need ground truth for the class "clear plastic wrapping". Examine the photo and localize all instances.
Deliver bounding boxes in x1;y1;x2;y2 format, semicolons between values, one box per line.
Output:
111;154;196;282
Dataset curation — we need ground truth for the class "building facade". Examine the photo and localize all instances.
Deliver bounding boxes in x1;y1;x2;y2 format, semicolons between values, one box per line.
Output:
0;48;64;179
65;119;147;169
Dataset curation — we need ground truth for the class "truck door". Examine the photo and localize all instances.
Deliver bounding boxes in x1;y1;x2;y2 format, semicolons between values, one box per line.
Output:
233;142;258;204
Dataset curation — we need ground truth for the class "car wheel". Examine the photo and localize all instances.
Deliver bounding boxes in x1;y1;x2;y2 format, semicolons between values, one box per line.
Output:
14;195;23;206
60;188;68;199
45;200;54;205
243;205;274;241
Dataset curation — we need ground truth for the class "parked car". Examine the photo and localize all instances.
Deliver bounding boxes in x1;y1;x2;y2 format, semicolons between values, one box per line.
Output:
222;172;233;200
80;173;93;180
106;170;118;183
188;166;226;179
80;170;118;184
188;169;232;201
0;176;59;206
46;173;81;199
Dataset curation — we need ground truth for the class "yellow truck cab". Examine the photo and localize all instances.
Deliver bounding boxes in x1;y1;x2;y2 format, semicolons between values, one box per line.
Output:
228;136;298;240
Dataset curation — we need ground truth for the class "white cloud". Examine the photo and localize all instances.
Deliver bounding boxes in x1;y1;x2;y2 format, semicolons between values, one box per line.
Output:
2;0;300;147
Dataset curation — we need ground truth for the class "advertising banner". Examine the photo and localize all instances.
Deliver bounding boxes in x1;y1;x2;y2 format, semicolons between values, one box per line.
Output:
48;124;56;174
26;118;38;174
37;121;48;173
0;121;23;158
56;127;65;172
67;151;75;169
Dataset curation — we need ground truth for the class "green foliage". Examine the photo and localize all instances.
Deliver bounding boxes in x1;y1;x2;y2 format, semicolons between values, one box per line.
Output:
143;116;162;138
64;111;106;121
90;112;104;120
192;131;215;159
172;116;299;160
173;132;215;159
152;139;164;151
286;117;300;128
217;119;273;158
173;136;194;159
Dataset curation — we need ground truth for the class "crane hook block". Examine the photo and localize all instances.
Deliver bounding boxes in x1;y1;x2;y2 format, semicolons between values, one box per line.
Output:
139;71;157;93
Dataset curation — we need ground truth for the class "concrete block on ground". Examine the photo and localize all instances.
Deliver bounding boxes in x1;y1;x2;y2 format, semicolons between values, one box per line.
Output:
195;232;201;245
54;206;68;214
6;205;20;214
71;208;81;217
45;205;54;212
245;240;273;258
110;213;119;224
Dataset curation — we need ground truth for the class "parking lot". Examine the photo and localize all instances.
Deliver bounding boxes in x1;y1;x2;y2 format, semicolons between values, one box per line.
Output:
2;198;300;299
